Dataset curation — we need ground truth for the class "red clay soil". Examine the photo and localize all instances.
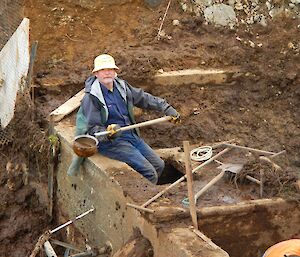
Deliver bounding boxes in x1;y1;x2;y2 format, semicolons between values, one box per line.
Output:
0;0;299;256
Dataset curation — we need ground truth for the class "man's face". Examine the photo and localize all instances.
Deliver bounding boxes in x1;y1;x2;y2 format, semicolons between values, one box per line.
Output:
95;69;117;86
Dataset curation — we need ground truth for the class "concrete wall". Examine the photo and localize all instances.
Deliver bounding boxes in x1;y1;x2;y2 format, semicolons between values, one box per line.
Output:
0;18;30;128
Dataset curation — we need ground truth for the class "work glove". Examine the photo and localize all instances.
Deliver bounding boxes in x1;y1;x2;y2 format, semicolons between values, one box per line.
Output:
106;124;122;139
164;106;181;124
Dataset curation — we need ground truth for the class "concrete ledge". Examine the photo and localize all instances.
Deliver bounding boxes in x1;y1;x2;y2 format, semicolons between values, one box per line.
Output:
154;68;240;86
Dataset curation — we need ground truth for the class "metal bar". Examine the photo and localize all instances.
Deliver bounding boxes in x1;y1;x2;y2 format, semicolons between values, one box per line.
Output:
142;148;230;207
211;139;235;149
44;241;57;257
50;239;83;253
69;251;94;257
223;143;276;155
126;203;154;213
271;150;286;158
260;170;264;198
245;174;261;185
183;141;198;230
50;208;94;234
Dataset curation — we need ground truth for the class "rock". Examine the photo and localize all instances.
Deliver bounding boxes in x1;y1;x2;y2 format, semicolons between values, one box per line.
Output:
172;19;180;26
260;15;267;26
70;0;129;9
228;0;236;7
235;2;244;10
249;40;256;47
266;1;272;10
296;180;300;190
288;42;295;49
195;0;213;7
286;71;297;80
181;2;188;12
144;0;163;8
204;4;237;28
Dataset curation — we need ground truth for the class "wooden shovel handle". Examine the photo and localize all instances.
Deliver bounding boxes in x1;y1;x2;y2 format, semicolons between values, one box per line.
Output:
194;171;225;203
94;116;172;137
119;116;172;132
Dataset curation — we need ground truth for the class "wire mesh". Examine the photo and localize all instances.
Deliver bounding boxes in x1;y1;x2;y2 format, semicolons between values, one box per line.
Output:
0;0;24;51
0;126;12;147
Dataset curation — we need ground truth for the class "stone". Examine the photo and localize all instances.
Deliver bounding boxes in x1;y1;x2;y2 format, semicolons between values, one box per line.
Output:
260;15;267;26
204;4;236;28
172;19;180;26
144;0;164;8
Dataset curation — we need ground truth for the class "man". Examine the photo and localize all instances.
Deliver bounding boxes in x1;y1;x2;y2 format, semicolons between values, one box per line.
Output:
75;54;180;184
262;239;300;257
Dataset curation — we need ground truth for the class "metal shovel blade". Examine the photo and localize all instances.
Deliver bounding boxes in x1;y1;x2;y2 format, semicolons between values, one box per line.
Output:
217;163;244;174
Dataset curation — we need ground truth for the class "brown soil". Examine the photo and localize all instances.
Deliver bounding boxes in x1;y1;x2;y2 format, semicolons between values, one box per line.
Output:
0;0;299;256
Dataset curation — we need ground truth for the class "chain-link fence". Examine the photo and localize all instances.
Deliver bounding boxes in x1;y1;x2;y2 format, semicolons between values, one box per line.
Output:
0;0;23;51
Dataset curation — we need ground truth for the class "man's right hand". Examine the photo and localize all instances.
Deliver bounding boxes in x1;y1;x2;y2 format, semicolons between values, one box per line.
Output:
106;124;122;139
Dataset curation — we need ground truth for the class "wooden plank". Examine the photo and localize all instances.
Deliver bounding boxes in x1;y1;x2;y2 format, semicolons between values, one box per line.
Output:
183;141;198;230
49;89;85;122
193;229;219;250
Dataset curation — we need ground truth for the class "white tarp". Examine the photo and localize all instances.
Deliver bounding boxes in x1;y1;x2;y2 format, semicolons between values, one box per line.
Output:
0;18;30;128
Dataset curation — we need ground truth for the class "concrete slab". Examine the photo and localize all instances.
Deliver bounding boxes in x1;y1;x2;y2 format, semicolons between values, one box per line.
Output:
154;68;240;86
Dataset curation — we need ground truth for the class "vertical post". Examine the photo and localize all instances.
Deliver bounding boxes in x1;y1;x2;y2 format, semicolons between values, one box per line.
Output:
27;41;38;105
260;170;264;198
183;141;198;230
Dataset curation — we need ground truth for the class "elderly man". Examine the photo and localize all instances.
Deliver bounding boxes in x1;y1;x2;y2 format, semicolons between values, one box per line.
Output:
75;54;180;184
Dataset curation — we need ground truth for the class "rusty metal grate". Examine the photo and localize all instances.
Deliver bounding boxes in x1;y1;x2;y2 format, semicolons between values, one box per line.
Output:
0;127;12;146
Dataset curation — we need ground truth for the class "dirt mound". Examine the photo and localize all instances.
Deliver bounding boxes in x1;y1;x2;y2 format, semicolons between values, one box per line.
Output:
112;229;153;257
240;157;300;199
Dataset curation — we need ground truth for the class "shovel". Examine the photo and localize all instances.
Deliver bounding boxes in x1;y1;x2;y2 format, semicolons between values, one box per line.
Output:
194;162;261;204
73;116;172;158
217;162;261;185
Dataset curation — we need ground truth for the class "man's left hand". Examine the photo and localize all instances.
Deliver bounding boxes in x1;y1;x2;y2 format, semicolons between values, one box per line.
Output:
164;106;181;124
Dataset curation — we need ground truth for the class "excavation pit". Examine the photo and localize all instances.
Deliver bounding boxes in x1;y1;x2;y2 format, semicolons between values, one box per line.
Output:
53;119;300;257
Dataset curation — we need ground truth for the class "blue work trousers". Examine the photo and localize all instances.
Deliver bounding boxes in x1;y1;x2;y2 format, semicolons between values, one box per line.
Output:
98;136;164;184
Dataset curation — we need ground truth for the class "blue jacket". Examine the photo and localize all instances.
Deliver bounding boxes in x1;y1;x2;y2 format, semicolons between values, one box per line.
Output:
76;76;171;140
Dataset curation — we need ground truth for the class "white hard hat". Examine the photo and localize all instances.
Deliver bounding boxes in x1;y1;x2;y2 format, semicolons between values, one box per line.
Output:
92;54;119;73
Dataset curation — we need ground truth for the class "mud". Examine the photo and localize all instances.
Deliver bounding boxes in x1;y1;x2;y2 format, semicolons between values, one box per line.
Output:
0;93;51;257
0;0;299;256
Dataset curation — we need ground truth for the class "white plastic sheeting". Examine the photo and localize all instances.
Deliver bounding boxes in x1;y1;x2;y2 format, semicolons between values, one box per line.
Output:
0;18;30;128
